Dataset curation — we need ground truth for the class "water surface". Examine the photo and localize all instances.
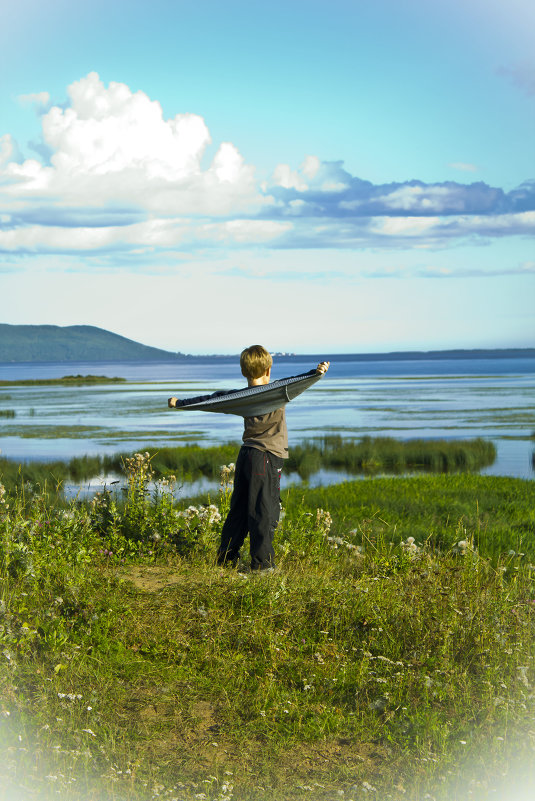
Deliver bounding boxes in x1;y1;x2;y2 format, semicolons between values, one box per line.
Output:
1;355;533;480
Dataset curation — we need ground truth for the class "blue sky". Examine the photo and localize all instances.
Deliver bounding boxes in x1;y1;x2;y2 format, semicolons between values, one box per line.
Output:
0;0;533;354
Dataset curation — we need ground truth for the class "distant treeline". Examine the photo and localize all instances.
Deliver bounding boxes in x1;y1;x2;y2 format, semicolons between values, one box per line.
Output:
298;347;535;362
164;347;535;362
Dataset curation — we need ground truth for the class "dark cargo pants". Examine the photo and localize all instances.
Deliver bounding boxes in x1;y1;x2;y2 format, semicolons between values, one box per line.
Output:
217;446;283;570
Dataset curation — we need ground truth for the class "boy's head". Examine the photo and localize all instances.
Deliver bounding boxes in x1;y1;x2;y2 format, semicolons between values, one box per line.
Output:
240;345;272;380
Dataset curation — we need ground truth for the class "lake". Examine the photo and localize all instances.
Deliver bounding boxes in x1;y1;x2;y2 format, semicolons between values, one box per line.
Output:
0;354;534;483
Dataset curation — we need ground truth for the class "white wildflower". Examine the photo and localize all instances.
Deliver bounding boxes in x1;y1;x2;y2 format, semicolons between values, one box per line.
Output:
517;666;530;688
401;537;421;556
316;508;332;532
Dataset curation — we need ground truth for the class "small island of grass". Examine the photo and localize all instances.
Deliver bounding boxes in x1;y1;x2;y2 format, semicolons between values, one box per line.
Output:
0;374;126;387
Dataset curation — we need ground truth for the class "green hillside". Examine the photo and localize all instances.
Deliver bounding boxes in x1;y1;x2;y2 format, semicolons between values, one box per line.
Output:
0;324;181;362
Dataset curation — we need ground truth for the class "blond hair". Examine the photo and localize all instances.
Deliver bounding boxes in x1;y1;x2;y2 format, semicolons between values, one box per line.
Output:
240;345;272;380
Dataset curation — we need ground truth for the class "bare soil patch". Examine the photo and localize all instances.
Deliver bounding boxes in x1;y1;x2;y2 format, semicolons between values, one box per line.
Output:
119;564;184;592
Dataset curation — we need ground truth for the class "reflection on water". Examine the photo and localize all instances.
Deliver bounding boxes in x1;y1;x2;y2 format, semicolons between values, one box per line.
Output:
63;468;361;502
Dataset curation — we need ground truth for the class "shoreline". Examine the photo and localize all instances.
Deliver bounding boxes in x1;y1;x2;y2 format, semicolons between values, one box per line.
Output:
1;346;535;367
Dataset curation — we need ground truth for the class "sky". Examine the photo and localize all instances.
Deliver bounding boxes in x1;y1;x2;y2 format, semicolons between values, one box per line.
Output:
0;0;534;355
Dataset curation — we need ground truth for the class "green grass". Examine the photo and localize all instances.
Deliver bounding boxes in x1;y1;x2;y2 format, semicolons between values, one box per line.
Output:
0;461;534;801
284;473;535;561
0;424;105;439
0;425;203;440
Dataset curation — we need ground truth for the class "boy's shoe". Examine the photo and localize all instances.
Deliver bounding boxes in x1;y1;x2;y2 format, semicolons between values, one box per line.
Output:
251;565;278;575
216;551;239;568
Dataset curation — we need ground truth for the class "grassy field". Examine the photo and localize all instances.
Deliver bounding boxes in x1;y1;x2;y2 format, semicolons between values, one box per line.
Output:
0;458;534;801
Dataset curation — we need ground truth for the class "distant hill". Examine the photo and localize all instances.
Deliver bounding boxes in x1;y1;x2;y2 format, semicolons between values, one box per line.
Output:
0;324;182;363
1;324;534;364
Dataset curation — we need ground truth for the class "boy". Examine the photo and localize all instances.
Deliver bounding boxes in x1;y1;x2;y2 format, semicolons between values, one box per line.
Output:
215;346;329;571
168;346;329;570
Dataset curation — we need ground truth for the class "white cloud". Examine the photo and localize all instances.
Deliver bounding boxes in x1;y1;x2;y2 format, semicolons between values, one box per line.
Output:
417;265;454;277
206;219;292;244
0;217;291;253
378;185;462;212
321;180;350;192
272;163;309;191
370;216;440;237
372;211;535;245
18;91;51;111
1;72;262;217
452;210;535;234
44;74;210;179
301;155;321;179
271;158;351;195
449;162;478;172
0;224;118;252
0;134;17;166
1;72;534;261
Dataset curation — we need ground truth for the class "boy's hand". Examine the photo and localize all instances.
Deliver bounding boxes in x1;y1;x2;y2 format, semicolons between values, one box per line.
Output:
316;361;330;374
168;397;178;408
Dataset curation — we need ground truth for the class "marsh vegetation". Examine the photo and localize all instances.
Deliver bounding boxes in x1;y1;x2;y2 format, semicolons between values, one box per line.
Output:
0;375;126;387
0;437;497;501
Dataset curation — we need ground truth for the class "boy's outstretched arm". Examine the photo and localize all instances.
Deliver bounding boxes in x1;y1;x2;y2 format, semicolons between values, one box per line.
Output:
168;388;231;408
316;361;330;374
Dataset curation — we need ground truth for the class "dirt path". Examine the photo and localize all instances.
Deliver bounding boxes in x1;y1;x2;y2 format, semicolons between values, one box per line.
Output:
118;564;184;592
